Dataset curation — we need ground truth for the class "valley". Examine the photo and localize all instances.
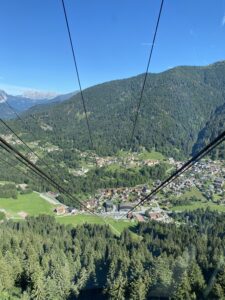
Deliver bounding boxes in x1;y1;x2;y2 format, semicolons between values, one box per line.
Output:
0;61;225;299
2;0;225;297
0;142;224;230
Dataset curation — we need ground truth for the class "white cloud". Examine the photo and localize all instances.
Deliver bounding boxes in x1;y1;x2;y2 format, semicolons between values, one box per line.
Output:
222;15;225;26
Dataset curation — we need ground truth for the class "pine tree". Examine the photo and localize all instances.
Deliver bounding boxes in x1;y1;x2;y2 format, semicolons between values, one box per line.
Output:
151;255;173;297
30;265;46;300
106;270;127;300
45;276;61;300
0;255;14;292
173;271;196;300
129;277;148;300
188;261;205;297
72;267;89;297
209;283;225;299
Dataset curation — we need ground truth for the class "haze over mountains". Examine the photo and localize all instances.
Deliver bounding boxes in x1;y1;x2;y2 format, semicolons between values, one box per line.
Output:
4;60;225;158
0;89;77;119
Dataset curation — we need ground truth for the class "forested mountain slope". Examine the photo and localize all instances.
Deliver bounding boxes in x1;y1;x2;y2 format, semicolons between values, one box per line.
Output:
11;60;225;157
193;102;225;159
1;210;225;299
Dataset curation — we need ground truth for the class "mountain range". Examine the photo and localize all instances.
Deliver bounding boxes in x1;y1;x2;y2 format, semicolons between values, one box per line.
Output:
0;89;77;119
6;60;225;158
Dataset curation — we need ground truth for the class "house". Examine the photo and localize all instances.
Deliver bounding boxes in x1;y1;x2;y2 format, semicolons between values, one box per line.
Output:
169;157;175;164
134;214;145;223
67;207;77;214
127;212;133;219
148;212;163;221
54;206;66;215
86;199;98;209
47;191;59;199
142;186;148;193
103;200;114;212
118;202;134;212
214;178;224;189
17;183;28;191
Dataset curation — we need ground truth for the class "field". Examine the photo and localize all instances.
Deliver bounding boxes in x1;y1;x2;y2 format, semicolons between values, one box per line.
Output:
0;192;56;218
172;201;225;212
0;181;13;185
170;187;225;212
117;150;165;161
180;187;206;201
56;214;137;235
138;150;165;161
0;192;136;235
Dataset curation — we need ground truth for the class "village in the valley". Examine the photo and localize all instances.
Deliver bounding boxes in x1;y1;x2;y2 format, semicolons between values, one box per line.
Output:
2;133;225;223
50;153;225;224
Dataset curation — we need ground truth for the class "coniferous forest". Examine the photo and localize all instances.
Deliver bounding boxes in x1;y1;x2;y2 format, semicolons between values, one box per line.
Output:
5;61;225;158
1;0;225;298
0;209;225;299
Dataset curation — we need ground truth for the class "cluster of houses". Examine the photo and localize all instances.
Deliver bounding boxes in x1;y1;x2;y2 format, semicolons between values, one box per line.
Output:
53;185;172;224
75;150;160;170
161;159;225;201
53;199;174;224
1;134;23;146
145;207;172;223
69;167;89;177
95;155;160;169
54;205;77;215
97;185;150;203
52;157;224;224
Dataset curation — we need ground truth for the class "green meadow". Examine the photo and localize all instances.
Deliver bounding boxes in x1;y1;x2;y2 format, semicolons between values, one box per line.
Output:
0;192;56;218
56;214;137;235
138;150;165;161
171;201;225;212
0;192;136;235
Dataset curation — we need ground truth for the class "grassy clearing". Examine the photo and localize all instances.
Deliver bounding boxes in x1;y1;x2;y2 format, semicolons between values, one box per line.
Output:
180;187;206;201
117;150;165;161
214;194;222;201
172;201;225;212
0;193;56;218
138;151;165;161
0;181;13;185
56;215;105;225
171;187;223;211
0;192;138;236
108;219;137;234
106;163;125;172
117;150;131;158
56;214;137;235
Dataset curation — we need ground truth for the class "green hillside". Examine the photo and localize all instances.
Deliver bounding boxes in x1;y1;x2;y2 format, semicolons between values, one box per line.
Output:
193;102;225;159
9;60;225;157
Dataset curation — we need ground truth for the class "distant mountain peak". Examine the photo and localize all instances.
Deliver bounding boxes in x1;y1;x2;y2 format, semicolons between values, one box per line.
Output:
0;90;8;103
0;89;76;120
21;90;59;100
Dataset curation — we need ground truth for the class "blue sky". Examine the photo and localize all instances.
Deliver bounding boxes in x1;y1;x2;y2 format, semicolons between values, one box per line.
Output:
0;0;225;95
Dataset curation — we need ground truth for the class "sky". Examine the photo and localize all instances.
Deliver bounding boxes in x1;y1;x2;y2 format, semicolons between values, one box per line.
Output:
0;0;225;95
